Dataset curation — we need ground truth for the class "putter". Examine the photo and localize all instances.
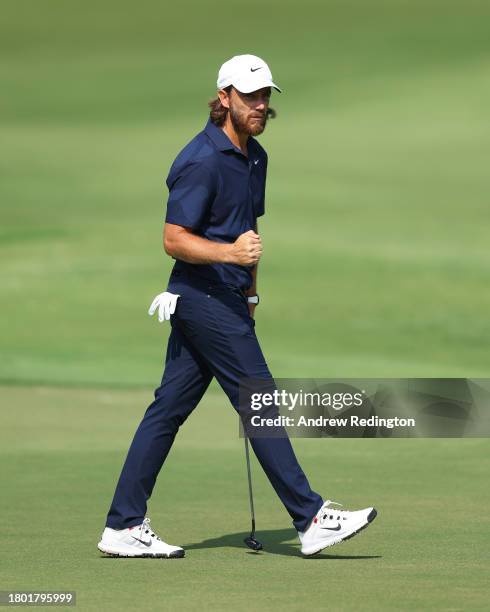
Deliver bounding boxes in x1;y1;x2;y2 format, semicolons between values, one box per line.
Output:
243;435;263;551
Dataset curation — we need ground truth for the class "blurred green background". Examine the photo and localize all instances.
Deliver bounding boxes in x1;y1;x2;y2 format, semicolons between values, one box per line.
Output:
1;1;490;610
2;0;490;386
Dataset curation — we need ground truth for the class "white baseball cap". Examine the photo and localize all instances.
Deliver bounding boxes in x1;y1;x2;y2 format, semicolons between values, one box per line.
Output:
217;54;282;94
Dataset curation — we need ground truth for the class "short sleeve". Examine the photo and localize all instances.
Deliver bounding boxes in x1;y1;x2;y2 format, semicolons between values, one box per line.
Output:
165;162;215;229
255;153;267;218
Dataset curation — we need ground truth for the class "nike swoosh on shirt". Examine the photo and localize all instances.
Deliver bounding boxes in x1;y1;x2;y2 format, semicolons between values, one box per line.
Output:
131;536;152;547
321;524;342;531
250;67;262;72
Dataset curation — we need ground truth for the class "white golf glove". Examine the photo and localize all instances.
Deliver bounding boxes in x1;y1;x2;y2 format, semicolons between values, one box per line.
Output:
148;292;180;322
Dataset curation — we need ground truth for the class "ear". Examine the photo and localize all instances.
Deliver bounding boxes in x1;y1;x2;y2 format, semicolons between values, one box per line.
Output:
217;88;231;109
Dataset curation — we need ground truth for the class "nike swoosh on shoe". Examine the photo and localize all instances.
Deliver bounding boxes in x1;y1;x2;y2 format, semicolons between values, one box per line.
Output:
131;537;152;547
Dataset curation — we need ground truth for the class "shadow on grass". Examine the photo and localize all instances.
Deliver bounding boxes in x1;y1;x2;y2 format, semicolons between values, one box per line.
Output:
184;529;382;559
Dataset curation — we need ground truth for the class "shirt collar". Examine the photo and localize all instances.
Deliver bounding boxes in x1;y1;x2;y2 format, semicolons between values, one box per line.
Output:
204;118;236;151
204;118;256;158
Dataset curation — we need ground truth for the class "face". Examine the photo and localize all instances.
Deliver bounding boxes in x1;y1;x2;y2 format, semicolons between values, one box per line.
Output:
220;87;271;136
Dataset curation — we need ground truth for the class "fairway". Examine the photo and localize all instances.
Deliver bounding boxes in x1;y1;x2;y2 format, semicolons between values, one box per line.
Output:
2;0;490;386
1;384;489;610
2;0;490;609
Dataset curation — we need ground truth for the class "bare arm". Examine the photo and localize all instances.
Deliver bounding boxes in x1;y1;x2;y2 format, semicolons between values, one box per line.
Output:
163;223;262;267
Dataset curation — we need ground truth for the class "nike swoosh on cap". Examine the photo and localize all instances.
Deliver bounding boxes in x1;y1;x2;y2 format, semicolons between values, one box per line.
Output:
250;66;262;72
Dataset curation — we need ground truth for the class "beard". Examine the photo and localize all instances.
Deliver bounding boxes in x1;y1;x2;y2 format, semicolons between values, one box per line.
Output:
229;104;268;136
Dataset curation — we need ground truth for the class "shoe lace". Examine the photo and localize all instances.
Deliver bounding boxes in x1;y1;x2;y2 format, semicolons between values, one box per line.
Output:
139;517;161;542
318;500;349;524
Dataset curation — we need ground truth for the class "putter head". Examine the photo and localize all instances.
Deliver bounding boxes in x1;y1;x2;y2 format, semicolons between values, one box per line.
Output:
244;536;263;551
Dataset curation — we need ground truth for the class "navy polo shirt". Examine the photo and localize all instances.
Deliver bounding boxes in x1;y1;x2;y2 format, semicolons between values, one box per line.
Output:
165;118;268;291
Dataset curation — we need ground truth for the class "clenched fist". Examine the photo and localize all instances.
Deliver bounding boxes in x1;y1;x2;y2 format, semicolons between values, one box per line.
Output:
231;230;262;266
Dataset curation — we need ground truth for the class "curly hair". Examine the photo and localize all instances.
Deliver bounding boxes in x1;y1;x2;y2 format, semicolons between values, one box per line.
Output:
208;86;277;126
208;86;232;126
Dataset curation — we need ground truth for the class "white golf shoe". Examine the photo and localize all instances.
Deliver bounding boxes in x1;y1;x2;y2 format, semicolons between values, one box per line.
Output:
97;517;185;558
298;500;377;556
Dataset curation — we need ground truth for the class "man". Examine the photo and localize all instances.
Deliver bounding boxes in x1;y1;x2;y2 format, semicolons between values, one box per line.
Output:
97;54;377;559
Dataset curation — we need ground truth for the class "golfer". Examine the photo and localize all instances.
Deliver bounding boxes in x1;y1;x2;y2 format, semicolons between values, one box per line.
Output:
97;54;376;558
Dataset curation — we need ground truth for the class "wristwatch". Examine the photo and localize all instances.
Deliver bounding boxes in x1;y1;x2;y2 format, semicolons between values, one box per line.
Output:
247;295;260;305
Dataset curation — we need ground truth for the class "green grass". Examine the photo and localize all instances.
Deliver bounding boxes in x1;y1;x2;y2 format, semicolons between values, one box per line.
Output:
1;1;490;385
1;0;490;609
1;385;489;611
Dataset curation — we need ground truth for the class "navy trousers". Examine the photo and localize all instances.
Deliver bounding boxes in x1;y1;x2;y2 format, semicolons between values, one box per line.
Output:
106;269;323;532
